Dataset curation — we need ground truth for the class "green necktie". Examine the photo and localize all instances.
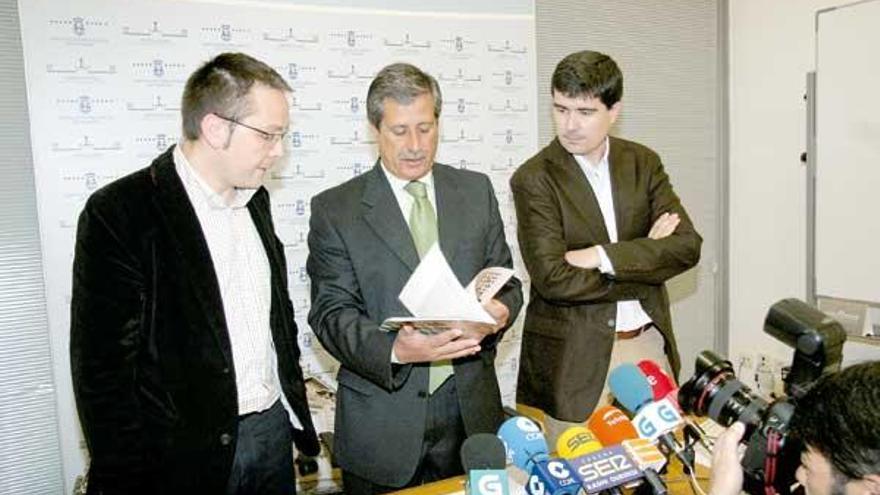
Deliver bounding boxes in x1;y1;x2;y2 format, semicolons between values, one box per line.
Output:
404;181;452;394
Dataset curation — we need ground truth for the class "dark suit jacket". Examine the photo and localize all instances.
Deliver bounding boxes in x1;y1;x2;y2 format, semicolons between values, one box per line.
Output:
70;146;319;495
306;161;523;486
510;137;702;421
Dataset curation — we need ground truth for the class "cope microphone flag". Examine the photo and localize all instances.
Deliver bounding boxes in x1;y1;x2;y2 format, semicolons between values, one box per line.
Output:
497;416;579;495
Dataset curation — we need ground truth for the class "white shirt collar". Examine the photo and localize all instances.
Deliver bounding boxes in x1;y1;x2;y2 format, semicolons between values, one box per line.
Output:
379;160;435;194
572;136;611;176
173;144;257;210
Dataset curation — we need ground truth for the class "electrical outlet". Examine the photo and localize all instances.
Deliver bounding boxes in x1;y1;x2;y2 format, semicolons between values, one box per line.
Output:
735;353;757;390
754;354;776;396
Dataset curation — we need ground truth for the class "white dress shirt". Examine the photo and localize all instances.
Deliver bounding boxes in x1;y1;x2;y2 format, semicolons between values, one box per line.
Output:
174;145;302;428
572;138;653;332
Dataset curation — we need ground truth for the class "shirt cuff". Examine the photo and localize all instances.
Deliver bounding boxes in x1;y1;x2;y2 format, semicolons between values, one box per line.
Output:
391;348;401;364
596;246;615;275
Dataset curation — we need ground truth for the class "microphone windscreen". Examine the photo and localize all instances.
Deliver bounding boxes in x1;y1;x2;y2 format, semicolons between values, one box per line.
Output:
637;360;677;402
587;405;639;446
556;426;602;459
608;363;654;414
497;416;549;472
461;433;507;471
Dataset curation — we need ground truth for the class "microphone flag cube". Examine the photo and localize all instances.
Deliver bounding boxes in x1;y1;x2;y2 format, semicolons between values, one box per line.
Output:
526;458;581;495
566;445;642;494
632;398;683;442
470;469;510;495
622;438;668;472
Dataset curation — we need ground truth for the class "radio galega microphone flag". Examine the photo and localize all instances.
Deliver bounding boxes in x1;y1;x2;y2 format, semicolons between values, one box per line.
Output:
462;433;509;495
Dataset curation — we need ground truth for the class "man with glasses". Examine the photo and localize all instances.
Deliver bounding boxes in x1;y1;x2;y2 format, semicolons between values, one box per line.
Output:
70;52;319;495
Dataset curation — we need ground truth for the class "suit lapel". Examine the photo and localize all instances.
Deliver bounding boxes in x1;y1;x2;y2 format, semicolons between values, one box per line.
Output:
361;161;420;272
546;139;611;243
608;137;634;240
149;147;231;365
433;164;469;264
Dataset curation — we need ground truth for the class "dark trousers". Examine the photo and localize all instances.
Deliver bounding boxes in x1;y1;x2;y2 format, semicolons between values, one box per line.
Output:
342;377;466;495
226;400;295;495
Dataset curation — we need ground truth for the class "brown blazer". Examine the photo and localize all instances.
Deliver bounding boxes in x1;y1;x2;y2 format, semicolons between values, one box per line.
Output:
510;137;702;421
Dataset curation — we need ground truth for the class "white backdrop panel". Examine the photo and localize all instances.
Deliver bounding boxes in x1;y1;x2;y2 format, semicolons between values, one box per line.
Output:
19;0;536;490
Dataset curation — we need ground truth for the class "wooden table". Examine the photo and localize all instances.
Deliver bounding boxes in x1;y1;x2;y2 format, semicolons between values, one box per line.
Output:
390;453;710;495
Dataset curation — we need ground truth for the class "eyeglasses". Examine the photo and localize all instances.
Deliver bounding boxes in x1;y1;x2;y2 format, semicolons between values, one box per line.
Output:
214;113;288;145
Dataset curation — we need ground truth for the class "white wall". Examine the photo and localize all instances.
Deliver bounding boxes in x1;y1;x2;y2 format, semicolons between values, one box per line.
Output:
728;0;879;370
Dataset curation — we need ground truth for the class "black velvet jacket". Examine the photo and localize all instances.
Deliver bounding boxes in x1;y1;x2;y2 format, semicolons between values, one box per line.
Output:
70;146;319;494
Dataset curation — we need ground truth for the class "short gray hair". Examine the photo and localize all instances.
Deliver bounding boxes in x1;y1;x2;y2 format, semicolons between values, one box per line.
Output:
366;63;442;129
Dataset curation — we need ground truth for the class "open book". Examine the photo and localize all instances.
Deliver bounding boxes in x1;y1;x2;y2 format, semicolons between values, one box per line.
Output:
379;244;515;334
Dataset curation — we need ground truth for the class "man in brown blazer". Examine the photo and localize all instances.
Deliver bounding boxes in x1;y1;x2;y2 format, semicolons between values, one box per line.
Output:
510;50;702;444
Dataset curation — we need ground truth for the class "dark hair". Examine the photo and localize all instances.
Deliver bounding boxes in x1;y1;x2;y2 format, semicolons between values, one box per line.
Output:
366;62;441;129
790;361;880;480
551;50;623;109
181;52;291;140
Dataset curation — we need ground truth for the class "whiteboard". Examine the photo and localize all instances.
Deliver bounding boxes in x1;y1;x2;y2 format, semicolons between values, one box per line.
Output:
814;0;880;304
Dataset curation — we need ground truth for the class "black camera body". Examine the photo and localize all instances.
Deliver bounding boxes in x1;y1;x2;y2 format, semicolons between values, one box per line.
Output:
678;299;846;495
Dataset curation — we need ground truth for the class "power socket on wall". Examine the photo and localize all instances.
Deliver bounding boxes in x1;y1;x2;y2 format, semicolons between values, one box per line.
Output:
734;352;787;399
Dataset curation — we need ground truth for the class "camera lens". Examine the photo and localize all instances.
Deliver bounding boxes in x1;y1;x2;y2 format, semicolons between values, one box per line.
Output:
678;351;768;428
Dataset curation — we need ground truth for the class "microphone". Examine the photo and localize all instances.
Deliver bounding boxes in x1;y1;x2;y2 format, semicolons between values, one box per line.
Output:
638;359;715;452
496;416;549;472
496;417;581;495
609;363;655;412
607;364;694;474
637;360;677;404
555;426;602;459
586;405;639;446
586;410;670;495
461;433;509;495
462;433;507;471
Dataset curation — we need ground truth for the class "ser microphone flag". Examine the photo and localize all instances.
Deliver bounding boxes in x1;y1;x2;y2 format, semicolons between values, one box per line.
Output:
565;444;642;494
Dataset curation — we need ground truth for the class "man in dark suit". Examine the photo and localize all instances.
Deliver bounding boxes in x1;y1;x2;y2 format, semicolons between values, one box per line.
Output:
70;52;319;495
510;50;702;444
307;63;522;494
